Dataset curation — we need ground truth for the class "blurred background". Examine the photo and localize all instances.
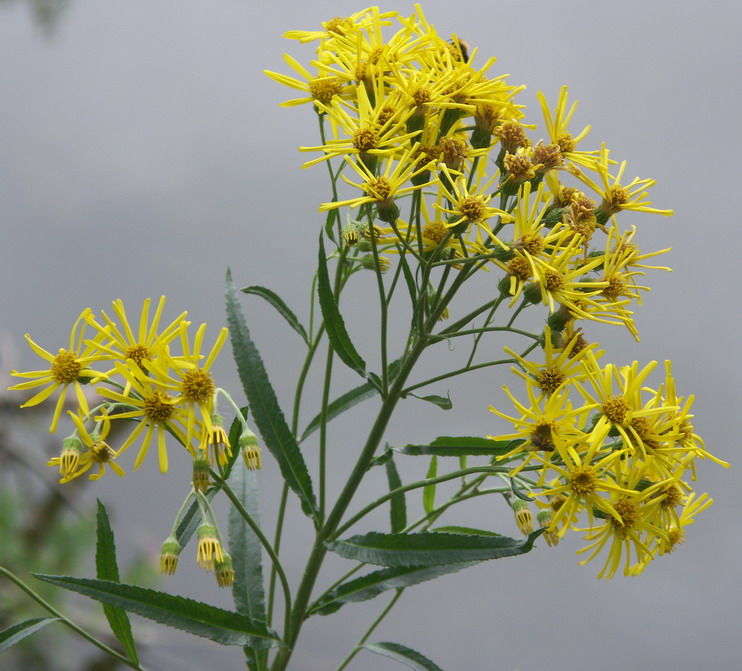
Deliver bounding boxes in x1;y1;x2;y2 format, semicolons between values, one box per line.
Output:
1;1;741;669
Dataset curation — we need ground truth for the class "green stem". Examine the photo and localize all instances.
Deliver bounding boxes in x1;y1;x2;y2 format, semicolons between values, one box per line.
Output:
0;567;145;671
212;475;293;643
402;357;514;394
336;589;404;671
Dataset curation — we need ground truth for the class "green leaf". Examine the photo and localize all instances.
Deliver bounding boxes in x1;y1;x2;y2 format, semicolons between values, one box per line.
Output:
226;269;317;518
384;455;407;533
363;641;445;671
422;457;437;515
326;529;543;567
95;501;138;665
430;526;500;536
309;563;476;616
241;285;309;346
317;235;367;378
33;575;281;648
405;392;452;410
220;406;249;481
399;253;418;306
228;464;267;667
300;380;378;443
0;618;59;653
395;436;522;457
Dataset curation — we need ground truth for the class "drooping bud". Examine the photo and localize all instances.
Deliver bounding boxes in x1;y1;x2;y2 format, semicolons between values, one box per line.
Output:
160;535;182;575
215;553;235;588
58;435;83;478
240;427;262;471
537;510;559;547
512;499;534;536
196;522;224;571
192;455;211;493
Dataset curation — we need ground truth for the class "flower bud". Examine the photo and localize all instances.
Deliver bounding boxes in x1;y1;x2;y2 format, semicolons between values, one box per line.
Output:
58;435;82;478
360;254;391;274
512;499;534;536
240;427;262;471
196;523;224;571
215;553;235;588
160;535;182;575
192;455;211;493
537;509;559;547
342;222;360;247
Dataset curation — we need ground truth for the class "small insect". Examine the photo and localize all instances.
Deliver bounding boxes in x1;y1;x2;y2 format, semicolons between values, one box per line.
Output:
527;425;555;452
449;37;470;63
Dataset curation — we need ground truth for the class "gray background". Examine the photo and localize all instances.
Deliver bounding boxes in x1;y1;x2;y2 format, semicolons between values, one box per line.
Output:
1;1;741;669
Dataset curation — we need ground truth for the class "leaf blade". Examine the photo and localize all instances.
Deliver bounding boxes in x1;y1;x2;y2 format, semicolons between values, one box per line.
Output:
241;285;308;345
384;455;407;533
33;575;281;648
95;501;138;665
226;269;317;517
363;641;445;671
326;530;543;567
395;436;521;457
317;235;366;377
0;618;59;654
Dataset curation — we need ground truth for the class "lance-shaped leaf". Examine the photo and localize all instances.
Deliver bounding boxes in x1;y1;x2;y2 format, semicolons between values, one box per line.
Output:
384;455;407;533
226;269;317;517
405;392;452;410
95;501;138;665
326;530;543;567
228;464;267;667
422;457;437;515
242;285;308;346
0;618;59;654
363;642;445;671
395;436;522;457
33;575;281;648
317;235;366;378
309;563;476;616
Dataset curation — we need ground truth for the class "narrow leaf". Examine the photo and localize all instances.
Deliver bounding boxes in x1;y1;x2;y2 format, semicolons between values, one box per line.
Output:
310;563;476;616
363;642;445;671
317;235;367;377
228;464;267;666
226;269;317;517
396;436;522;457
241;285;308;345
95;501;138;664
384;456;407;533
0;618;59;653
33;575;281;648
431;526;500;536
326;530;543;567
406;392;452;410
422;457;437;515
300;380;377;442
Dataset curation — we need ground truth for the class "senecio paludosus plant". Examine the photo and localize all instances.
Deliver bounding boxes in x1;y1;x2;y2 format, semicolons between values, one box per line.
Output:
1;5;729;671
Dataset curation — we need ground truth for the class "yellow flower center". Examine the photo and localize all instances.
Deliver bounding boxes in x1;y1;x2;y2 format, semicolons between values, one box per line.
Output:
353;128;379;152
309;78;344;105
544;270;564;292
666;527;685;551
422;220;448;243
182;369;215;404
324;16;354;35
602;395;630;424
660;485;684;509
92;441;115;464
508;257;531;281
537;367;564;394
125;344;151;366
556;132;575;153
412;87;431;107
366;177;393;202
569;466;597;496
611;498;639;529
602;274;627;300
143;390;176;423
51;349;82;384
377;105;395;126
459;195;486;221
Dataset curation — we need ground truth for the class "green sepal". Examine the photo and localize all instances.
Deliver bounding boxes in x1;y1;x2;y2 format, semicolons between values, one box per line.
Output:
32;575;282;648
226;269;318;519
0;618;59;654
326;529;543;567
241;285;309;346
317;235;367;378
95;500;139;665
363;641;445;671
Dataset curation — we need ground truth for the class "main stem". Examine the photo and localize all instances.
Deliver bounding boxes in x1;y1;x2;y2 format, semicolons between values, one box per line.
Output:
269;338;428;671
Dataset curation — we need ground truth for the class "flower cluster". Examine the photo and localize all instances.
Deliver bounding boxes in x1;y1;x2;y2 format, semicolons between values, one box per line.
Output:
490;330;727;578
266;5;671;338
9;297;259;484
267;6;726;579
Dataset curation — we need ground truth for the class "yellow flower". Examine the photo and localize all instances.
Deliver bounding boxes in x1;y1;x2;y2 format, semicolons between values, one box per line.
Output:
571;143;674;224
9;308;105;433
265;54;347;109
97;361;194;473
85;296;186;378
283;7;397;45
537;86;597;169
196;522;224;571
48;409;125;482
